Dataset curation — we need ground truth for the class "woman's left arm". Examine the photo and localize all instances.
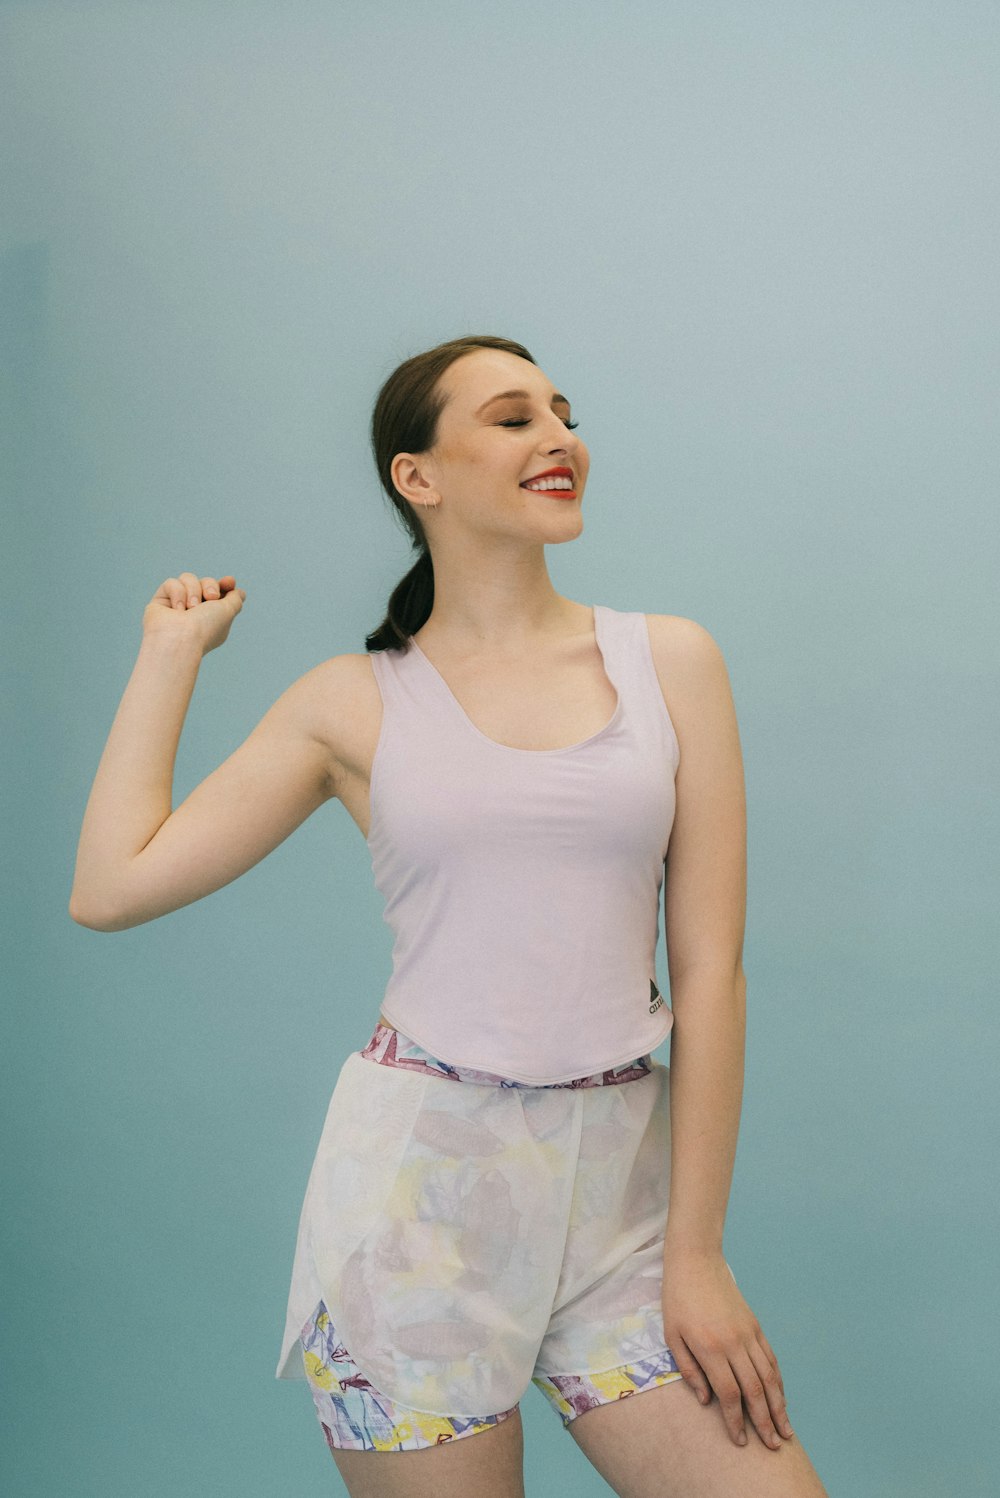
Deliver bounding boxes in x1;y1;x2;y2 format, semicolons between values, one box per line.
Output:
647;614;794;1452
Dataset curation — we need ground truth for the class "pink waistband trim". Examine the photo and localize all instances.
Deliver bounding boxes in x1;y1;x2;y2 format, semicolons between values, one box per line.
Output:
359;1021;654;1088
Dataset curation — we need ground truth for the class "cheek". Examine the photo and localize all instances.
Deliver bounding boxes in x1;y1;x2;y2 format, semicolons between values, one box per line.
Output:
475;443;525;480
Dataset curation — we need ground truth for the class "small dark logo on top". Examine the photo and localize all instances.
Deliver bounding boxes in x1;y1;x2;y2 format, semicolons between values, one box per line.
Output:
649;979;663;1014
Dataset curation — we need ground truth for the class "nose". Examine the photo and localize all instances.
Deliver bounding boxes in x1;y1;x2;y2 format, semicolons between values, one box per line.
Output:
543;412;578;453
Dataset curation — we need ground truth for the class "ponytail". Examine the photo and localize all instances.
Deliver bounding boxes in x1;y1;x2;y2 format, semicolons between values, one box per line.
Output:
364;334;536;651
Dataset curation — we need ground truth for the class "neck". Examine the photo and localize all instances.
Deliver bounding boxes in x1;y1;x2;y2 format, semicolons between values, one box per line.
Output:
414;547;586;654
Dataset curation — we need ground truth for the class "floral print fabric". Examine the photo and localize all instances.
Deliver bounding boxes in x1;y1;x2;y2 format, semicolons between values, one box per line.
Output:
301;1299;520;1452
359;1018;656;1087
277;1020;683;1438
300;1295;681;1453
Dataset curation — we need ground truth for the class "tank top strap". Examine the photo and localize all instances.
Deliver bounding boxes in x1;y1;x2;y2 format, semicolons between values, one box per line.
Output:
596;605;680;767
367;636;422;710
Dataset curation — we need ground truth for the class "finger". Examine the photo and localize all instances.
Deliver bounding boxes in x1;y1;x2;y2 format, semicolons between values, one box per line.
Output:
699;1352;747;1446
750;1339;793;1440
201;576;221;599
161;577;187;611
177;571;203;607
153;577;181;611
666;1331;712;1406
731;1347;781;1450
754;1327;786;1400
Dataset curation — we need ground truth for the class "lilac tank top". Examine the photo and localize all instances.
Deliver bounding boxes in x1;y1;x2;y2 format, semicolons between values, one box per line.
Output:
365;604;680;1085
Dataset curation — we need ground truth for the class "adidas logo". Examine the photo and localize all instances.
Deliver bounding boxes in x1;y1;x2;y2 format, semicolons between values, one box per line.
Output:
649;979;663;1015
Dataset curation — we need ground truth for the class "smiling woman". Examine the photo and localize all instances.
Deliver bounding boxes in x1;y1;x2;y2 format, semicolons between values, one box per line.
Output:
70;329;828;1498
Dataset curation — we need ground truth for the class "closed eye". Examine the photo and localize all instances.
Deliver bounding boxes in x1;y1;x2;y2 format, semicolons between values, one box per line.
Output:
500;418;579;430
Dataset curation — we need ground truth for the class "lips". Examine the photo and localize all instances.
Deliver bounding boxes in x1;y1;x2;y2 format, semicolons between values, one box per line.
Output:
521;466;574;484
520;467;577;502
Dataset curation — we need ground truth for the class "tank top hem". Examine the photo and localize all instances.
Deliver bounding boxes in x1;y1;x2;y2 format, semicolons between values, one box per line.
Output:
374;1001;673;1087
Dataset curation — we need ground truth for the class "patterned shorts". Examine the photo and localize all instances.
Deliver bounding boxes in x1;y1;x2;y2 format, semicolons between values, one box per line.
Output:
287;1021;684;1455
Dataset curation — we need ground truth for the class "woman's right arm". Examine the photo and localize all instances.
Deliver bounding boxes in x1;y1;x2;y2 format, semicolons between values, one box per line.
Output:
69;570;339;932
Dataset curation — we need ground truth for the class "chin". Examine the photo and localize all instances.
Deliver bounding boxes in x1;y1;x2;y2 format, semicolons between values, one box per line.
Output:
546;519;584;542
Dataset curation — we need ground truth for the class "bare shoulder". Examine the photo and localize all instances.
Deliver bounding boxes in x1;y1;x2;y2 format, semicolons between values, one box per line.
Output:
298;650;378;699
643;612;729;673
642;613;739;745
292;649;382;794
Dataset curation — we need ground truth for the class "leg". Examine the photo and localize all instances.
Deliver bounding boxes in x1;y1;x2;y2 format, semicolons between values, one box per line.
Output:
566;1374;829;1498
331;1408;525;1498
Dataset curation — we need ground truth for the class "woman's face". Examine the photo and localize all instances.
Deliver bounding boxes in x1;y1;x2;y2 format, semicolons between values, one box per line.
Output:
393;348;590;541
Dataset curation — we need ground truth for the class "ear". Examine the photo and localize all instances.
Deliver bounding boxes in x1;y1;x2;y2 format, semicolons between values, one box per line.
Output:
391;452;440;505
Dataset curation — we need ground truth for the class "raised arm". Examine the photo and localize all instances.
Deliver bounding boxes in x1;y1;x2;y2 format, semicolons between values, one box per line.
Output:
69;571;340;932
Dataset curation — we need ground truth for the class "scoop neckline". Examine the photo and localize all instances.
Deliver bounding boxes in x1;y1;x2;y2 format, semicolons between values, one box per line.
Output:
405;603;624;756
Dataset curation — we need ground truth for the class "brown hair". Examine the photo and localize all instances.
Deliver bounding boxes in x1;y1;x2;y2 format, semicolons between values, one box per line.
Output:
364;334;537;652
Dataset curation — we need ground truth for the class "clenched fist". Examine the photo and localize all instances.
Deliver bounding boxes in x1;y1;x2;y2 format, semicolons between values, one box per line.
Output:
142;571;247;656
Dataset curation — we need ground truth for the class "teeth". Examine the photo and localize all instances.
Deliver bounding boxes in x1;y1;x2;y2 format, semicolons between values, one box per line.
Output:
523;476;573;491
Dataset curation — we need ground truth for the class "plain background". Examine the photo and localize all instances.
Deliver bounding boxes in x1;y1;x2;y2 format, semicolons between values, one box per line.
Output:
3;2;997;1493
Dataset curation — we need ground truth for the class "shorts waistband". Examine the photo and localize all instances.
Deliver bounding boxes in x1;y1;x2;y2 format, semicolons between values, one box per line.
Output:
359;1021;654;1088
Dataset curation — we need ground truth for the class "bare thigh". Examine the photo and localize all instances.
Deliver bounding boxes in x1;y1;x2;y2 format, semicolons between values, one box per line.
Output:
568;1377;829;1498
329;1407;525;1498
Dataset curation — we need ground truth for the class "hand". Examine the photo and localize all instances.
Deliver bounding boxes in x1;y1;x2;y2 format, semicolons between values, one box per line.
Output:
142;571;246;657
661;1246;794;1451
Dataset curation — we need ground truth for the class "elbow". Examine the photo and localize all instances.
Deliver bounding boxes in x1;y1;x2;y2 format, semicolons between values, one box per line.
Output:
671;963;746;1011
68;893;130;932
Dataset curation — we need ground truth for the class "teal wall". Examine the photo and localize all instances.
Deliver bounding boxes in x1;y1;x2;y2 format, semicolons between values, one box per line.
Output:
3;2;996;1493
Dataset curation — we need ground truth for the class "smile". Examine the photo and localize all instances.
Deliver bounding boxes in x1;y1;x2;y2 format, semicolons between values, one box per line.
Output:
520;478;577;496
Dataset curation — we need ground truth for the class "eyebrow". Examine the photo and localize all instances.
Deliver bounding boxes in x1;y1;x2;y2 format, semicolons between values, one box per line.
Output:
475;388;571;415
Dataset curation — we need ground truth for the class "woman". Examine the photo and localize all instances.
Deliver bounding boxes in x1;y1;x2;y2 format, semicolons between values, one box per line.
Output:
70;335;829;1497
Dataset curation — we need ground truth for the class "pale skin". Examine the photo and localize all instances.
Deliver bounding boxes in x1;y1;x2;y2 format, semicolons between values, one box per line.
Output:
70;348;828;1496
